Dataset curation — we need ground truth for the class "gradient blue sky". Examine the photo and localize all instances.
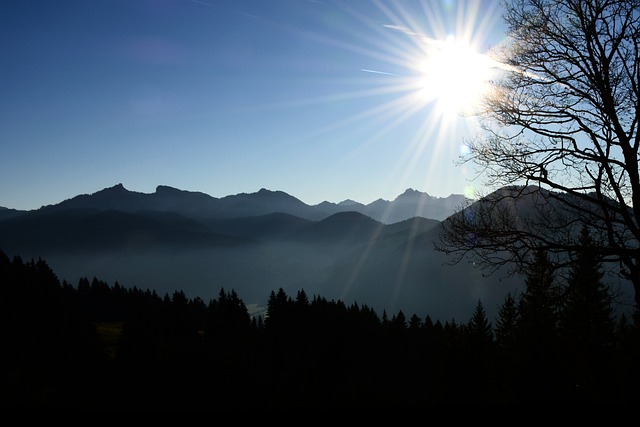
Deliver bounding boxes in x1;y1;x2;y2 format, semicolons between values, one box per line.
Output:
1;0;506;211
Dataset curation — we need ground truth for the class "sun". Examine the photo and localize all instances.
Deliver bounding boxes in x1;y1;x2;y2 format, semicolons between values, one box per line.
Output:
302;0;505;166
413;35;495;118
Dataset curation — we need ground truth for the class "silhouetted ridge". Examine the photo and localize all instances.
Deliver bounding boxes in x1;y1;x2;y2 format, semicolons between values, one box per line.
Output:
338;199;363;207
291;211;385;243
217;188;322;219
383;216;440;237
0;207;23;221
156;185;195;194
396;188;431;199
13;183;469;222
319;210;382;225
41;183;148;213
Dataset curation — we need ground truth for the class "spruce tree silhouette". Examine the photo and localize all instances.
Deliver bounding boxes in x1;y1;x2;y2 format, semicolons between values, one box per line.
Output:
494;292;520;399
557;225;616;401
514;249;562;400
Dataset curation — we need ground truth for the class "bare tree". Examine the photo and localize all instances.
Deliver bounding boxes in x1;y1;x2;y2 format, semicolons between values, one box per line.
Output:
437;0;640;306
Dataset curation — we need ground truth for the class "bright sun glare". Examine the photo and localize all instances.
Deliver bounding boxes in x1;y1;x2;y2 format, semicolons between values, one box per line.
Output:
415;35;494;118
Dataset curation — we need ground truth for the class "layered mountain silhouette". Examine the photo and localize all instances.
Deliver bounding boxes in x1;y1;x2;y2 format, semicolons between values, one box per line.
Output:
31;183;468;223
0;183;531;321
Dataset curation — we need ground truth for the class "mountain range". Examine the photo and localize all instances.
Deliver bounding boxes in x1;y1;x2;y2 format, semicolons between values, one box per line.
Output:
0;184;525;322
1;183;469;223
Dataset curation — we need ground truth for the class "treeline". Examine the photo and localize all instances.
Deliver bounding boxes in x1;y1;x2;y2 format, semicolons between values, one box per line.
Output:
1;237;640;410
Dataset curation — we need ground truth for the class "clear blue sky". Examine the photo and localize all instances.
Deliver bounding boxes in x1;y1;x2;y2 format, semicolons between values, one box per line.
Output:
1;0;506;211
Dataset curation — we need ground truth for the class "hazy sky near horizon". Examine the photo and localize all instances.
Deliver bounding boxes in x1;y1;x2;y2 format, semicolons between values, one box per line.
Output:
1;0;507;211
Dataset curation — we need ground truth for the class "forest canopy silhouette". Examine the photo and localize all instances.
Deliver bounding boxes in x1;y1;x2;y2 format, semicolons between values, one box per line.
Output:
2;247;639;409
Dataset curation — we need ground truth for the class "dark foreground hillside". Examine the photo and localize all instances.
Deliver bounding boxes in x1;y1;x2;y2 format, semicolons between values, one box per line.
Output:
2;249;640;410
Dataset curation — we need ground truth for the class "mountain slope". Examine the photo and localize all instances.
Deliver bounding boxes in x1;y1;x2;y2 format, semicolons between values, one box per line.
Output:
0;208;250;254
289;211;385;244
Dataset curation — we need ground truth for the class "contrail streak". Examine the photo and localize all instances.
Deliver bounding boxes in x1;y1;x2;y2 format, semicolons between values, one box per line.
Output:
361;68;401;76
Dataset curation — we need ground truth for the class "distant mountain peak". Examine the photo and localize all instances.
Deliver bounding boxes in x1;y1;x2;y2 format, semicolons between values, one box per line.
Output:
155;185;180;193
396;188;432;200
85;183;131;197
154;185;208;196
103;183;127;192
256;188;291;197
324;210;378;221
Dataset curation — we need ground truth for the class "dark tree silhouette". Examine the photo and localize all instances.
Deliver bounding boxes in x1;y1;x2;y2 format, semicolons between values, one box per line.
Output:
436;0;640;307
0;254;106;409
518;249;559;337
613;304;640;401
493;292;520;398
466;299;494;345
557;225;616;399
462;300;496;397
408;313;422;330
264;287;293;332
514;248;562;399
494;292;519;353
